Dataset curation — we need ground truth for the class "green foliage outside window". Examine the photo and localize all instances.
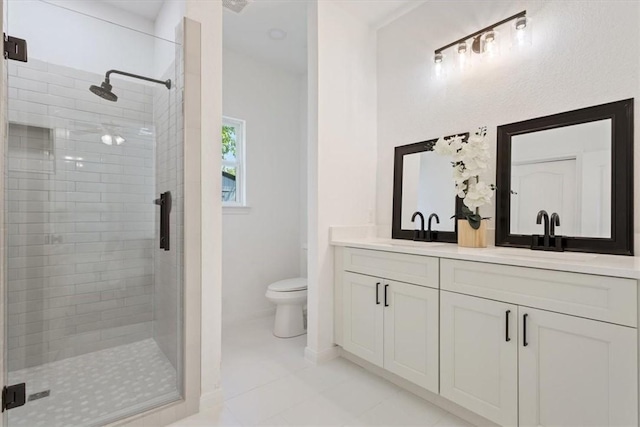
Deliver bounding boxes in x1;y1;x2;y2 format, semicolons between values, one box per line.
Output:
222;125;236;160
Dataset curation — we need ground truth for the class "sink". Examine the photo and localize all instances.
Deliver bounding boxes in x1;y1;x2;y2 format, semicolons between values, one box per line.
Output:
493;248;597;262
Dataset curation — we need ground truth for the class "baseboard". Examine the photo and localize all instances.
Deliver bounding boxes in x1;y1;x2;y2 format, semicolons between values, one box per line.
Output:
339;349;499;427
199;388;224;410
304;345;340;364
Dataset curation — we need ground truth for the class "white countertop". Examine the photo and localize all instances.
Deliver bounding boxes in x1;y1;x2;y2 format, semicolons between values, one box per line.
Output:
331;237;640;280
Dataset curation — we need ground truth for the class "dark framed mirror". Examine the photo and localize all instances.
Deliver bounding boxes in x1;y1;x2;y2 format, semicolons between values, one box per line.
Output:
496;99;634;255
392;135;466;243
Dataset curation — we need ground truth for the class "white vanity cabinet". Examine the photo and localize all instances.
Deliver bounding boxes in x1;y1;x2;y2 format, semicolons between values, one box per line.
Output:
342;272;384;366
383;279;439;392
441;259;638;427
518;307;637;427
341;248;440;393
335;245;639;427
440;291;519;426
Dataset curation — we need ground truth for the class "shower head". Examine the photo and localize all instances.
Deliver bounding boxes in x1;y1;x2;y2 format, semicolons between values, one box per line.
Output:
89;69;171;103
89;80;118;102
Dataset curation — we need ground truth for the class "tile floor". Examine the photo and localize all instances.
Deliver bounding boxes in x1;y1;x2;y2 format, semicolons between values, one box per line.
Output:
172;316;475;427
8;338;179;427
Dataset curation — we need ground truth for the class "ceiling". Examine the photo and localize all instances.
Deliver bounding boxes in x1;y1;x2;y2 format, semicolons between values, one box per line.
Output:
224;1;308;73
101;0;165;21
223;0;423;74
335;0;425;28
80;0;424;73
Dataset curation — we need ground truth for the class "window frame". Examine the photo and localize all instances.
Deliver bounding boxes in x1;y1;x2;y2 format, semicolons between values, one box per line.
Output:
222;116;247;207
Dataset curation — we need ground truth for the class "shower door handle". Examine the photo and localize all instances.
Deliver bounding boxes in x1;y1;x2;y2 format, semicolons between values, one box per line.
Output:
154;191;172;251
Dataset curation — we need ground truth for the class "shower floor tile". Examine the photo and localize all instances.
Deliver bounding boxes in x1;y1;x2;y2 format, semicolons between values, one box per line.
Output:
7;338;179;427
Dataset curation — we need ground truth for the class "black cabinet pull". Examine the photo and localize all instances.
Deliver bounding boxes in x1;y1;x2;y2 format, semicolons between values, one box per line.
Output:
375;282;380;305
384;284;389;307
523;313;529;347
505;310;511;342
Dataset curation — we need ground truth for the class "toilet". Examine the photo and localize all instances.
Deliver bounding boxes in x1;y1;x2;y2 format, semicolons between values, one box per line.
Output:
265;277;307;338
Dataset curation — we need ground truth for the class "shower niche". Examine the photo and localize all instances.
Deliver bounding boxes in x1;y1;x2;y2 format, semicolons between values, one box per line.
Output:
3;1;186;426
7;124;55;174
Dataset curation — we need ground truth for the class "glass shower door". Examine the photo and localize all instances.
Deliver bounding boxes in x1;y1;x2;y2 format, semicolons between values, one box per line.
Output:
3;1;184;426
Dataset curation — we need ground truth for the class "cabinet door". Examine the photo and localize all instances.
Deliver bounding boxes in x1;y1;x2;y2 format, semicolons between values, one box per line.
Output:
342;272;384;367
383;280;439;393
519;308;638;427
440;291;518;426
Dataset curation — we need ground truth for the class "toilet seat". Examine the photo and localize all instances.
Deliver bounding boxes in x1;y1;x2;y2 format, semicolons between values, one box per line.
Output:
267;278;307;292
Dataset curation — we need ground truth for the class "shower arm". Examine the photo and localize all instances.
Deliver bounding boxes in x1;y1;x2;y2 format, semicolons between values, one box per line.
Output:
105;69;171;90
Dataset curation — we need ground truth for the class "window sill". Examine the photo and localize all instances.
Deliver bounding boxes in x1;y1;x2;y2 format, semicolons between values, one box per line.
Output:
223;205;252;215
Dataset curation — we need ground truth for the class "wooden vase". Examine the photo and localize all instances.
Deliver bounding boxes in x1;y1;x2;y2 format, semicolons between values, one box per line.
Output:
458;219;487;248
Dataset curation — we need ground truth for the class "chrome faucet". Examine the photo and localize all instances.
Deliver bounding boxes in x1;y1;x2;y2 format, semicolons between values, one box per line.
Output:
411;211;425;240
426;213;440;242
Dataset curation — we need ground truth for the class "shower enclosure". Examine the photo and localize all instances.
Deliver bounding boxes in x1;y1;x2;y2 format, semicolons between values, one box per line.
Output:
2;1;186;425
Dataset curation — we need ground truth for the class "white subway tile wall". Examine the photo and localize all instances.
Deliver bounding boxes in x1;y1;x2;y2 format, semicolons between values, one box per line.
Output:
6;58;166;371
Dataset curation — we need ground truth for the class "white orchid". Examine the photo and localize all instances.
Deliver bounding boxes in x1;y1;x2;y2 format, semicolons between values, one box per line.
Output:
433;126;495;229
453;164;473;185
463;181;494;211
455;181;467;198
434;137;453;156
434;134;464;156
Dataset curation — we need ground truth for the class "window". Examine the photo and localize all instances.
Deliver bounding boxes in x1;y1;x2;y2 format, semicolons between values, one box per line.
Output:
222;116;246;206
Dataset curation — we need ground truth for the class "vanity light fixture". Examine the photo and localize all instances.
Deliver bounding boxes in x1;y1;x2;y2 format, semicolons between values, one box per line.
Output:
433;10;530;76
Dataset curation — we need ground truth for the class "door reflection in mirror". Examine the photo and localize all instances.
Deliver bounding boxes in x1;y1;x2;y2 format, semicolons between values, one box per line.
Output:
510;119;612;238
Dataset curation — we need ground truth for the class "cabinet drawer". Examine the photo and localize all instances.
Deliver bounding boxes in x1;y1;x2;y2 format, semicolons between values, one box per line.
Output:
441;259;637;327
440;259;638;327
343;247;439;288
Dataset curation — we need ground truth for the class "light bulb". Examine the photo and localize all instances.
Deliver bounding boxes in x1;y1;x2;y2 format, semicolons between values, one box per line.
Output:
457;42;469;72
511;16;532;49
101;134;113;145
434;62;443;77
432;52;446;80
482;30;500;59
485;30;496;44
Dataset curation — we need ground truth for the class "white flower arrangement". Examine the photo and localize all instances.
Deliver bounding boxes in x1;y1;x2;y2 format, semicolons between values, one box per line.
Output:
434;126;494;229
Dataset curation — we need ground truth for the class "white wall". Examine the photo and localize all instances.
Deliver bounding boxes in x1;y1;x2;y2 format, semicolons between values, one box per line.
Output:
376;0;640;251
154;0;186;75
222;48;304;325
306;1;378;361
8;0;158;78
